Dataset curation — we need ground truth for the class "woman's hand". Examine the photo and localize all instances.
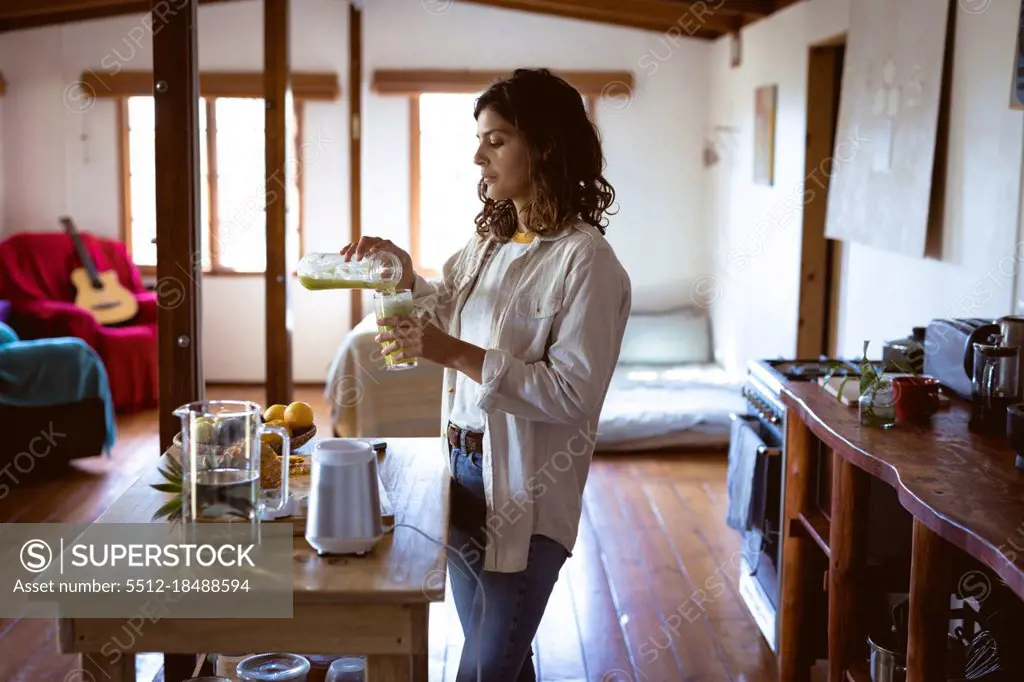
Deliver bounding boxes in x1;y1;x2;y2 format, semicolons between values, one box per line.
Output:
340;236;415;291
375;315;486;381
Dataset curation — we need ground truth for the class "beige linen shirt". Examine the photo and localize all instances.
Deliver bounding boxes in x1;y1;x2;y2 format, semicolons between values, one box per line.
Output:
412;221;632;573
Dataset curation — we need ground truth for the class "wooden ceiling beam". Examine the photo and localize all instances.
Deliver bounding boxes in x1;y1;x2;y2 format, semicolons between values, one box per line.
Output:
371;69;634;98
685;0;777;16
457;0;737;38
0;0;241;33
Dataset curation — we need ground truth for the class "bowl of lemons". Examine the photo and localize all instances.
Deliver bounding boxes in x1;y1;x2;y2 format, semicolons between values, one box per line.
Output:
259;400;317;455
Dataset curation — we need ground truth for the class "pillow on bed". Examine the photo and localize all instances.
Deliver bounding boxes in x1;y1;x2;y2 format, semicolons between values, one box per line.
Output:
617;308;712;365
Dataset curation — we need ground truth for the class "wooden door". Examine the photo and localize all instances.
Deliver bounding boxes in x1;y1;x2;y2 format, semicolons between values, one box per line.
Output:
797;40;846;359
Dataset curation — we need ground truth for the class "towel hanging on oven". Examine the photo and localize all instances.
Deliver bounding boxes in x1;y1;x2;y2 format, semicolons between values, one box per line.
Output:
726;415;767;533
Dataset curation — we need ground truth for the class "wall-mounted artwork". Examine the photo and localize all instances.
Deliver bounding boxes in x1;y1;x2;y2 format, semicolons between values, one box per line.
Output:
754;84;777;185
824;0;952;258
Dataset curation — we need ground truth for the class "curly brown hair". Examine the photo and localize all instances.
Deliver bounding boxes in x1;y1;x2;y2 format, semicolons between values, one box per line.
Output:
473;68;616;242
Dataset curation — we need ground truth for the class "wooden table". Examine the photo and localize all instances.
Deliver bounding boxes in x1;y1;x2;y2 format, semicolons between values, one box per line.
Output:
56;437;450;681
778;382;1024;682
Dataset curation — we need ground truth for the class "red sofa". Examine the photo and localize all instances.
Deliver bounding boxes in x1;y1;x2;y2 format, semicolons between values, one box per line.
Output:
0;231;159;412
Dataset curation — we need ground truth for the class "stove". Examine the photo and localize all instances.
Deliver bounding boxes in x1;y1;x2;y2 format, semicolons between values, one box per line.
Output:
736;357;869;654
736;357;911;656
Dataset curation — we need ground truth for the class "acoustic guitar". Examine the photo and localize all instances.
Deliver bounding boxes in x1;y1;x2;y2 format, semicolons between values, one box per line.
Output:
61;216;139;326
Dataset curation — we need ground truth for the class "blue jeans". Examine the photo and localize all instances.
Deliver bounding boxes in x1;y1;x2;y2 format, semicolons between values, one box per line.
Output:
446;444;569;682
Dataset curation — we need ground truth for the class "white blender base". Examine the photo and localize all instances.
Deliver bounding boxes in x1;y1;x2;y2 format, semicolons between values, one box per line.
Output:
306;535;382;556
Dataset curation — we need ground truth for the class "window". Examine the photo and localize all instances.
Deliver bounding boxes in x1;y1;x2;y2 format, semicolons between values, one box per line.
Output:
410;92;595;275
123;95;301;273
413;93;483;275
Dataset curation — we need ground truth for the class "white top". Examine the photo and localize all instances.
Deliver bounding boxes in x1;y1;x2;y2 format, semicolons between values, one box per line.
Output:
448;238;533;431
412;222;632;573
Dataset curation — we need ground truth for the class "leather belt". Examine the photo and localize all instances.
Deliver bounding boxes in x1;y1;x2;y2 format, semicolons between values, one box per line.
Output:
447;422;483;455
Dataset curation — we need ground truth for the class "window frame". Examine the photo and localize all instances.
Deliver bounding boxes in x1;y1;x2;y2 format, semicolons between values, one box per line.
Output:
119;95;305;277
408;90;597;278
99;69;339;277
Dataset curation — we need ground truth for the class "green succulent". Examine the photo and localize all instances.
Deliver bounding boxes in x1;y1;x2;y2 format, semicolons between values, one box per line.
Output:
150;453;185;523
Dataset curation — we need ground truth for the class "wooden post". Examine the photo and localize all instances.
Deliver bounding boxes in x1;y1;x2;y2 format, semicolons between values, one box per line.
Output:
152;0;203;451
907;519;952;682
151;4;204;676
778;415;815;682
827;457;870;681
264;0;293;407
349;1;363;324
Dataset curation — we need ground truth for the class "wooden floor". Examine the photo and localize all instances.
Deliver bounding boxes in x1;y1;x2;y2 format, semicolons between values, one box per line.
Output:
0;385;778;682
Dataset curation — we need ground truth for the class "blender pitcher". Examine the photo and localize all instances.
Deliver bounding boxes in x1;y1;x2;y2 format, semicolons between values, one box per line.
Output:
968;339;1021;437
296;251;403;292
173;400;291;523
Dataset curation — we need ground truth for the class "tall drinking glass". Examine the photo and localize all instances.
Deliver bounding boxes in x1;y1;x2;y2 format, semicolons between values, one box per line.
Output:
374;289;418;371
173;400;291;524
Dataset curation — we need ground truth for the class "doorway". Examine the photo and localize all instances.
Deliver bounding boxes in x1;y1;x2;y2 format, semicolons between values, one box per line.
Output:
797;38;846;359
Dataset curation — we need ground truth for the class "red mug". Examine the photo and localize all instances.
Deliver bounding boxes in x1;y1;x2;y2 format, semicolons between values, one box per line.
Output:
892;376;941;423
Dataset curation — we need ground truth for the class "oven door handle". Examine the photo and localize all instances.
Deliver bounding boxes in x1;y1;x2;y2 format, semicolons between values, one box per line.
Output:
756;444;781;458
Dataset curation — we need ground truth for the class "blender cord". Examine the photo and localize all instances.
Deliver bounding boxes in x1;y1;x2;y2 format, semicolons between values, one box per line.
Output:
386;521;485;682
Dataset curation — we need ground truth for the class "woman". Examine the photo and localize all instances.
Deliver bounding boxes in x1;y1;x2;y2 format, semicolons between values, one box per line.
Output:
341;68;631;682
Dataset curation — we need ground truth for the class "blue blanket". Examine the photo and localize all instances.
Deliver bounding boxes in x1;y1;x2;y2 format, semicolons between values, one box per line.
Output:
0;329;116;454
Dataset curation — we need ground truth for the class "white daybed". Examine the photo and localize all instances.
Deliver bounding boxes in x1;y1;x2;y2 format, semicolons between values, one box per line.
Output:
324;307;745;451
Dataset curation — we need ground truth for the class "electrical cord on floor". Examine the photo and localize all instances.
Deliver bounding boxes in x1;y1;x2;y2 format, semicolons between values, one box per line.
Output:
384;521;486;682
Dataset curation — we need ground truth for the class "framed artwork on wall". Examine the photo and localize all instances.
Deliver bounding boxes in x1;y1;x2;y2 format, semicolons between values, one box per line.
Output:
754;84;777;185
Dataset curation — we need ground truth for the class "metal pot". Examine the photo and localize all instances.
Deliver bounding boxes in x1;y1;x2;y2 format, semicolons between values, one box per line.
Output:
869;635;907;682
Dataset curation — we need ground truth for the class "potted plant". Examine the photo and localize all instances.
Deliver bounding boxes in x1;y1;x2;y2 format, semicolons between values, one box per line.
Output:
824;341;896;428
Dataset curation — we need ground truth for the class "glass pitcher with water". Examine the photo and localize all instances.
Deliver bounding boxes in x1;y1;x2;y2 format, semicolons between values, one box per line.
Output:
969;339;1021;437
173;400;291;523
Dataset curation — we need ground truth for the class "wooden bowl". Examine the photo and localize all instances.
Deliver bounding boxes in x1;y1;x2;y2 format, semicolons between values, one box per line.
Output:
282;424;317;452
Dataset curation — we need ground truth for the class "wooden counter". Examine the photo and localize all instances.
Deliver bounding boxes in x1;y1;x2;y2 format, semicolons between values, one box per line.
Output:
778;382;1024;682
56;438;450;682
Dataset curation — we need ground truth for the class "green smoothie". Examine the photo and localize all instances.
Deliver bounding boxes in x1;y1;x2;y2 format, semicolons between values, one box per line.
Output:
375;294;417;370
299;274;396;294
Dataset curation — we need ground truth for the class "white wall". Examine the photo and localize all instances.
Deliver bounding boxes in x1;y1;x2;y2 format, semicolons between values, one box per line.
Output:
363;0;711;313
707;0;1024;376
0;0;710;382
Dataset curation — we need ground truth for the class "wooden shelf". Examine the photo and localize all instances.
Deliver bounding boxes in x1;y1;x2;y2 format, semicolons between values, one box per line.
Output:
797;510;832;557
782;381;1024;599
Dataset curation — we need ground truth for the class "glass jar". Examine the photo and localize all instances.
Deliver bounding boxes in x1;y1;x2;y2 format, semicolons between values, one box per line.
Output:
236;654;310;682
326;656;367;682
859;381;896;429
297;251;403;292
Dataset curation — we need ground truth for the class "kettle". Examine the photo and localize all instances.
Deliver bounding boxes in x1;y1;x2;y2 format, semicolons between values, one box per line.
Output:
305;439;384;556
